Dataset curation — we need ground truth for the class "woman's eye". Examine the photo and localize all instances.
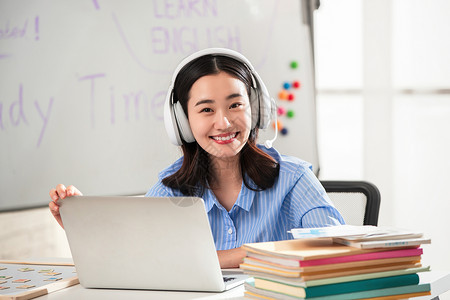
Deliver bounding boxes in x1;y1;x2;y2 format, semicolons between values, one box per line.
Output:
230;103;242;109
200;108;213;113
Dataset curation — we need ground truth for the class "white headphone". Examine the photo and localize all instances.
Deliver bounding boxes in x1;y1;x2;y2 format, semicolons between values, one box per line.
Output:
164;48;277;147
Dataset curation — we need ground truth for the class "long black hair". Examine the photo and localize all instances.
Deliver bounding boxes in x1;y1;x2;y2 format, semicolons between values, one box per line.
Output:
162;54;279;196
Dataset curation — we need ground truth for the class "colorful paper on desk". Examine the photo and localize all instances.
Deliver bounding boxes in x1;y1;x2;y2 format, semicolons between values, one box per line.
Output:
289;225;377;239
0;261;78;299
289;225;423;241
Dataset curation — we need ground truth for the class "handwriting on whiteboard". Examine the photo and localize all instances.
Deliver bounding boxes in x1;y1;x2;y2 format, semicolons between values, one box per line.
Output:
0;16;39;41
0;0;271;148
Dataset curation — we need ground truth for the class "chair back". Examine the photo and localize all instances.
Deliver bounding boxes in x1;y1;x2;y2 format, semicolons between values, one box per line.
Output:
321;181;381;226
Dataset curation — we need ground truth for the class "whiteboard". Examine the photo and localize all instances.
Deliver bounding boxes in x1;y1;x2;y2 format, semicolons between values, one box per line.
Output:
0;0;318;211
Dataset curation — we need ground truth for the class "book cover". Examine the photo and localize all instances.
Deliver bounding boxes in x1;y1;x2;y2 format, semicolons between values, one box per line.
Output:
248;266;430;287
245;279;300;300
254;274;420;298
308;282;431;300
243;254;422;273
241;261;423;280
245;279;431;300
242;238;395;261
333;237;431;249
244;289;431;300
246;247;422;268
361;291;431;300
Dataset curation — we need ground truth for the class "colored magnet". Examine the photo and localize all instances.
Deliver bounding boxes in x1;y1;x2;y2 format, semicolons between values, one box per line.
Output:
280;128;288;135
288;93;295;101
290;61;298;69
292;80;301;89
272;120;283;131
277;106;286;116
278;89;289;100
283;82;291;90
287;110;295;118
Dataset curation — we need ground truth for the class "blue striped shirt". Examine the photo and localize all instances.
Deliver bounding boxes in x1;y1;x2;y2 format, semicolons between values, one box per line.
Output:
146;145;344;250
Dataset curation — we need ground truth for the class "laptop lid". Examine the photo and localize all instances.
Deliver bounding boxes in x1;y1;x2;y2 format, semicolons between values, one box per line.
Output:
59;196;245;292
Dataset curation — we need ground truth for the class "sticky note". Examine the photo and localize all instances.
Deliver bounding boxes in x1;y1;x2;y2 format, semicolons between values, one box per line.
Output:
44;277;62;281
43;272;61;276
13;279;31;283
38;269;54;273
16;284;35;289
18;267;35;272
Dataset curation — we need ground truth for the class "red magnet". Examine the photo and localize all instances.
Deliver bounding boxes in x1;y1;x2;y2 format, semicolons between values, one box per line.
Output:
288;93;295;101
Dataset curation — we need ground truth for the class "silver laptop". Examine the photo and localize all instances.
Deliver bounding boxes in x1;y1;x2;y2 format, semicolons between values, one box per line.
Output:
59;196;247;292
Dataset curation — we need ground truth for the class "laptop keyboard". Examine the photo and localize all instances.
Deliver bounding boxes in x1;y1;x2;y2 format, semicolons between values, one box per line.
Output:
223;276;236;282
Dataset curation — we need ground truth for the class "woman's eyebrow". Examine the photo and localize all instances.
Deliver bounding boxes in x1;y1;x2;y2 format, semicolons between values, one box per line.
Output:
226;93;243;100
194;93;243;106
194;99;214;106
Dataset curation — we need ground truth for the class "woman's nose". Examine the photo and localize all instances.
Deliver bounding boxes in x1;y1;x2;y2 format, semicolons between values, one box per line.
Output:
215;113;231;129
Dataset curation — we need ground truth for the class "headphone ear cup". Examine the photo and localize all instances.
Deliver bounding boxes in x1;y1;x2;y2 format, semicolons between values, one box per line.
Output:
258;89;273;129
164;89;182;146
174;102;195;143
250;87;260;129
252;82;273;130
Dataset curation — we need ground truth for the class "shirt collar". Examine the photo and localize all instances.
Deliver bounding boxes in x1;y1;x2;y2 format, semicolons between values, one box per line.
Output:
203;188;216;213
202;175;256;213
233;179;255;212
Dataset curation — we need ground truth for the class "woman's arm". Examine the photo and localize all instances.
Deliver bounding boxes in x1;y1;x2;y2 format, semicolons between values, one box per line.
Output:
217;247;247;269
287;166;345;228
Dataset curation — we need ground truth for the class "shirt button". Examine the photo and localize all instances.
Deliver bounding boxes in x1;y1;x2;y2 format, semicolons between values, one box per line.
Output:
228;228;233;234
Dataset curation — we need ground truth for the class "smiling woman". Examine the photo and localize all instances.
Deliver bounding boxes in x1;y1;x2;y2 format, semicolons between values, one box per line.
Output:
49;48;344;269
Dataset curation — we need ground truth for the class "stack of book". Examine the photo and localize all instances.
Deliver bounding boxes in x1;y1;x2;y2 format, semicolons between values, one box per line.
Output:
240;226;432;300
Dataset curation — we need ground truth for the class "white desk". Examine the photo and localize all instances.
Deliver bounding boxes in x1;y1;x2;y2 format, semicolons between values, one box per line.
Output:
37;284;245;300
34;270;450;300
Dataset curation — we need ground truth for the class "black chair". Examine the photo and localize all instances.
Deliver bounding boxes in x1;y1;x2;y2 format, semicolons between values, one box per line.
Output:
320;181;381;226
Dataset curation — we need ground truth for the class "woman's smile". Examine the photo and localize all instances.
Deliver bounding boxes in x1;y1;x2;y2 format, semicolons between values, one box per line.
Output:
210;132;239;144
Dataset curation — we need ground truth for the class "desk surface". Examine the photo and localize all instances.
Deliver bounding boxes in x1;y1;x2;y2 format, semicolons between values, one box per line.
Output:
33;270;450;300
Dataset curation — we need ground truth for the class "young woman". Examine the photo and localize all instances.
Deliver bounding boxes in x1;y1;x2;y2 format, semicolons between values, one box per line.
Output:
49;48;344;268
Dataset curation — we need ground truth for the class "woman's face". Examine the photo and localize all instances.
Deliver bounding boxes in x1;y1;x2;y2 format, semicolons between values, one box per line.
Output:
187;72;252;159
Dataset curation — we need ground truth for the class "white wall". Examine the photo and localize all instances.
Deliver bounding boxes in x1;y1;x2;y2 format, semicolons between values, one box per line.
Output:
0;207;71;259
315;0;450;298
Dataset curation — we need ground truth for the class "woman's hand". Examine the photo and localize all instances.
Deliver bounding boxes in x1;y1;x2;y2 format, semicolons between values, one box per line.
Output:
49;184;82;229
217;247;247;269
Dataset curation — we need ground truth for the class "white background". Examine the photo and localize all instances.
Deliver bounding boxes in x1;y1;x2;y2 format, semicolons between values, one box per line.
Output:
315;1;450;298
